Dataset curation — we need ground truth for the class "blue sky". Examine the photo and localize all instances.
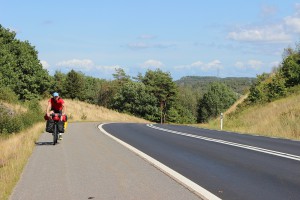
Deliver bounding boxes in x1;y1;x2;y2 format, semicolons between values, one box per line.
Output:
1;0;300;80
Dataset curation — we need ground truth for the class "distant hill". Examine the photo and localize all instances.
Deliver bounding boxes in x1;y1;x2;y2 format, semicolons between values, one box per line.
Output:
175;76;256;95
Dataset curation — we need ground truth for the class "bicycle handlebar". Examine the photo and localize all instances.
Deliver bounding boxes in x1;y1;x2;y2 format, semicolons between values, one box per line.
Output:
51;113;62;121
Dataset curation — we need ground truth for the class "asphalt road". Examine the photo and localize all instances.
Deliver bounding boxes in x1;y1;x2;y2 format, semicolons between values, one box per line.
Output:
102;123;300;200
10;122;201;200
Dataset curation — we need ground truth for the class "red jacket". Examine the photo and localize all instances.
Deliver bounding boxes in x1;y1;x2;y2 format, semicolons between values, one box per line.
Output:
49;97;64;111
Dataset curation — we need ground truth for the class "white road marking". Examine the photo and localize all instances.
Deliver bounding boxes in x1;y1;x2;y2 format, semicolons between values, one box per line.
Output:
98;123;222;200
147;124;300;162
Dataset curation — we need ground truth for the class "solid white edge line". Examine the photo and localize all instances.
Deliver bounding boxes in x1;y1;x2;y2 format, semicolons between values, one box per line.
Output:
147;124;300;162
98;123;222;200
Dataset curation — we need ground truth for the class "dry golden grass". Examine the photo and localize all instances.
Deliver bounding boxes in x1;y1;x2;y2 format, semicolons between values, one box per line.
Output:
0;101;27;113
40;99;150;123
224;93;249;115
196;94;300;140
0;122;44;200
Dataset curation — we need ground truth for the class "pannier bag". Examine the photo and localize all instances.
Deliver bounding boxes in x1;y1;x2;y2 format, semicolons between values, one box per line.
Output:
61;114;67;122
57;121;65;133
46;119;54;133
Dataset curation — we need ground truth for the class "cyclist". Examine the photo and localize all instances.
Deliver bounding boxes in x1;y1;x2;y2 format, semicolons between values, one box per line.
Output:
46;92;67;140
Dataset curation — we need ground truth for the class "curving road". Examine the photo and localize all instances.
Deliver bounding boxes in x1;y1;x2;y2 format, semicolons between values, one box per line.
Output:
10;122;200;200
102;123;300;200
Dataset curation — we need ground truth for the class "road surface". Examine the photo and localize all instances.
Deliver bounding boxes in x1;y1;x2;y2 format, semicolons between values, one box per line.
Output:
10;122;201;200
102;123;300;200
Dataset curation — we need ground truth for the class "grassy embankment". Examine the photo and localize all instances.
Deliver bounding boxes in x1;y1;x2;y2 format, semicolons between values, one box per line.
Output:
196;93;300;140
0;99;149;200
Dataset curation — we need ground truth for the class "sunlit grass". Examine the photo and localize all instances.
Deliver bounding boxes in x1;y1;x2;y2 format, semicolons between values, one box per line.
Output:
0;122;44;200
195;94;300;140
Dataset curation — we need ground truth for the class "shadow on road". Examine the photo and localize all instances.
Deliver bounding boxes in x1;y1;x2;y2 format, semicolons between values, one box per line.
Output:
35;142;57;146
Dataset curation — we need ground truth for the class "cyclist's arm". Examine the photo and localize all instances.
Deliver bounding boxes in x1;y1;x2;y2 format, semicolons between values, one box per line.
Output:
62;103;66;115
46;101;52;117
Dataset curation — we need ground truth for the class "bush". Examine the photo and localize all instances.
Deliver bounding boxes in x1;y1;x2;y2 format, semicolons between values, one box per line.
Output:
0;87;19;103
0;99;43;134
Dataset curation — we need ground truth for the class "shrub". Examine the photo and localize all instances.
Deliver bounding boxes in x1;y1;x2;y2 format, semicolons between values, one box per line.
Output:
0;87;19;103
0;99;43;134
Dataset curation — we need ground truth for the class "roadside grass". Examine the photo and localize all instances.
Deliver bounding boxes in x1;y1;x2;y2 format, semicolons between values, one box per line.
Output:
40;99;150;123
195;94;300;140
1;99;150;200
0;122;44;200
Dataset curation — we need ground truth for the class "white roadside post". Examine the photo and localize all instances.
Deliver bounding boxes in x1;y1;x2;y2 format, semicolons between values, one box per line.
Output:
220;113;223;130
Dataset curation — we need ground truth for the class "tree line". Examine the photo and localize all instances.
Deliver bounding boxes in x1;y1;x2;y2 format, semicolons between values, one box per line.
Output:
0;24;265;134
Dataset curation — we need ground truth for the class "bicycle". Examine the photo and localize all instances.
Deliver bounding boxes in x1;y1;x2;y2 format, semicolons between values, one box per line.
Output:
49;113;67;145
50;113;60;145
45;113;67;145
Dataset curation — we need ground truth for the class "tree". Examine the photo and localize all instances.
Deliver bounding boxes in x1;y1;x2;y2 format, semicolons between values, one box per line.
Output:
64;70;84;100
197;82;237;123
112;68;130;85
142;69;178;123
51;71;67;96
0;25;51;100
247;73;269;104
280;53;300;87
82;76;105;104
111;81;159;121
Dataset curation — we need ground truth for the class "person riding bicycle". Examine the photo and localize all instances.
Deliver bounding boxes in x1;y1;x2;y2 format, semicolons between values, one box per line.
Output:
46;92;67;140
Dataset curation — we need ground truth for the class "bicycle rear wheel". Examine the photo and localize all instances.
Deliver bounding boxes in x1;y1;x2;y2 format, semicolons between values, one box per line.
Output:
53;124;58;145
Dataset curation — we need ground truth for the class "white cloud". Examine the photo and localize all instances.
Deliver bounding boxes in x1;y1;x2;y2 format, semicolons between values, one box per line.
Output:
191;60;223;71
94;65;129;79
227;25;291;43
202;60;223;71
141;59;164;69
56;59;94;70
235;60;263;70
284;16;300;33
191;61;204;67
175;60;223;71
95;65;121;71
228;4;300;43
40;60;50;69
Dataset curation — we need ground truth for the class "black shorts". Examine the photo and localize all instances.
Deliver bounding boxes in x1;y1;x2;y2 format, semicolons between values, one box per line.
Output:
51;109;62;114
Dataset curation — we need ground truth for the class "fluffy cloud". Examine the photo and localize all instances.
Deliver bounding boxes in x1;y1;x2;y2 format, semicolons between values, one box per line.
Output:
140;59;164;69
227;25;291;43
56;59;94;70
95;65;121;71
228;4;300;43
175;60;223;71
284;16;300;33
40;60;50;69
192;60;223;71
235;60;263;70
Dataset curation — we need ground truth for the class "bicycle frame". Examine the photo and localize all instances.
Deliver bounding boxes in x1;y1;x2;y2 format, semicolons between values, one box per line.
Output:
51;113;61;145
